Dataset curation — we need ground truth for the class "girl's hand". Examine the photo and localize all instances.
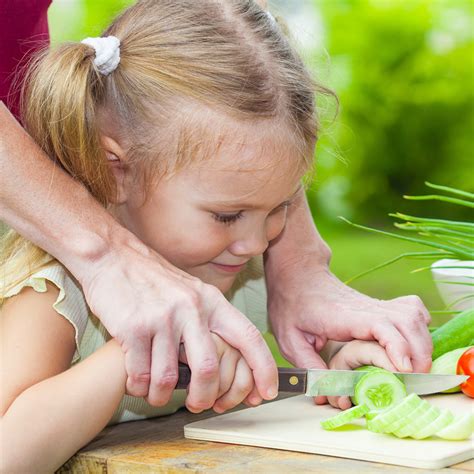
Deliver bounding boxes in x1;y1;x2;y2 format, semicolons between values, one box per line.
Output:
179;334;260;413
327;340;397;410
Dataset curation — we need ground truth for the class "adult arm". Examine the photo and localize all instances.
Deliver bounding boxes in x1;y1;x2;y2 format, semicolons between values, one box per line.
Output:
264;188;433;378
0;102;278;406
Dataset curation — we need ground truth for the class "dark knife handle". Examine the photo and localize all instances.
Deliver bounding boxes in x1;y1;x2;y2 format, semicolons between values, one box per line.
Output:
176;364;307;393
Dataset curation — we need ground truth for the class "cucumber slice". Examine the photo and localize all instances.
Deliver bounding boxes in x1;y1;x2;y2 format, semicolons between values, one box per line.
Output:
385;400;430;435
391;403;438;438
353;369;407;412
436;413;474;441
367;393;422;432
411;409;454;440
321;403;370;430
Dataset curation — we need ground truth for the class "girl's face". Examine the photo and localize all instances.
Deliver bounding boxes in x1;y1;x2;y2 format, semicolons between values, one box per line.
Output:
114;129;306;294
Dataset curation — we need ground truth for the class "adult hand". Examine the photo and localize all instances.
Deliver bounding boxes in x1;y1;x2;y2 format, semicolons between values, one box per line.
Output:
263;188;432;404
266;261;432;404
81;239;278;410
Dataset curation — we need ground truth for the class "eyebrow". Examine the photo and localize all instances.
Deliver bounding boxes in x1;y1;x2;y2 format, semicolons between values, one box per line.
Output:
207;184;303;210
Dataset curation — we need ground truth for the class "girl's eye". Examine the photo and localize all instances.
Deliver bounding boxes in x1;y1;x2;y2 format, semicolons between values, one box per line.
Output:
212;211;244;225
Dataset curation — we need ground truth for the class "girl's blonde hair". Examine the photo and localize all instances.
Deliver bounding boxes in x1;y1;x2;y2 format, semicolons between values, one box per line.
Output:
1;0;336;301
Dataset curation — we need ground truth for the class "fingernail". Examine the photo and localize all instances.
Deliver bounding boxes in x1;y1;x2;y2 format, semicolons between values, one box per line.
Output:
267;386;278;399
402;356;413;372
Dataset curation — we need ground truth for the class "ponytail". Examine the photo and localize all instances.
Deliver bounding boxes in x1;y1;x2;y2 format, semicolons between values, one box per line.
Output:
1;42;116;301
22;42;115;205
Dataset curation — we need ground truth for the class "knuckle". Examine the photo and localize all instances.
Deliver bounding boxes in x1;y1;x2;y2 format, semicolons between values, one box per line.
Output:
196;358;219;379
244;322;263;343
235;378;253;395
154;372;178;390
129;372;151;385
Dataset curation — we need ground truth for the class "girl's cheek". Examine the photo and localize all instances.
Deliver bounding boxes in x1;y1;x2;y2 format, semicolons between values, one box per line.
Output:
266;212;287;242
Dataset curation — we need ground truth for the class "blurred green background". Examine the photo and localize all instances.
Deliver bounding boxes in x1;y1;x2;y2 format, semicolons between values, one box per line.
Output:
47;0;473;365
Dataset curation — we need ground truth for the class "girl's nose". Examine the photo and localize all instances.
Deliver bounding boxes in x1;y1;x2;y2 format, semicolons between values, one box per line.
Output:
229;226;269;257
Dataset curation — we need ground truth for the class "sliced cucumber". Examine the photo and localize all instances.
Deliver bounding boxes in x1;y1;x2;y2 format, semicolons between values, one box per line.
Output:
392;403;437;438
436;414;474;441
411;409;454;440
321;403;369;430
367;393;422;433
352;368;407;412
385;399;430;436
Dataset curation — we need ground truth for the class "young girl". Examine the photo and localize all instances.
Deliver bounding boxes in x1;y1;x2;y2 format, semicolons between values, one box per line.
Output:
0;1;397;471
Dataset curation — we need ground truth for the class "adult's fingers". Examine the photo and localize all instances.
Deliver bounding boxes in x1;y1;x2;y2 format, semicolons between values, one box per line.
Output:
123;334;152;398
396;319;433;372
146;331;180;406
210;302;278;400
182;320;220;413
389;295;432;324
388;296;433;372
371;323;412;372
278;329;329;406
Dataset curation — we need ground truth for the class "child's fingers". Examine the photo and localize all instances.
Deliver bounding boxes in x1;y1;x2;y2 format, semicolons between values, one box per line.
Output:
216;350;239;398
243;385;263;407
213;358;254;413
327;395;352;410
124;334;152;398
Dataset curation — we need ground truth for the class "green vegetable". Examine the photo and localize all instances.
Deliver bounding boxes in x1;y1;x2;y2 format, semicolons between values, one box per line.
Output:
436;414;474;441
351;366;406;412
410;409;454;439
431;309;474;360
320;371;473;440
367;393;422;432
430;346;473;393
320;403;369;430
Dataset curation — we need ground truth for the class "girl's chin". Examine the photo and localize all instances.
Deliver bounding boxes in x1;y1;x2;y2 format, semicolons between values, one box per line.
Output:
213;277;238;294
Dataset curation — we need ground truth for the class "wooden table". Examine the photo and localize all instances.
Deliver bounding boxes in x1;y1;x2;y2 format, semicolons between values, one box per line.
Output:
59;396;474;474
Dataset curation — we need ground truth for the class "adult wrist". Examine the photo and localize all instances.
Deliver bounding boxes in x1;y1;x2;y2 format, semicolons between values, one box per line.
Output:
59;209;150;288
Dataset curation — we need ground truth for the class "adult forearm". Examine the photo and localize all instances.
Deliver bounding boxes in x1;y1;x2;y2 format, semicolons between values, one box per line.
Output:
0;340;126;473
0;102;141;282
264;188;331;278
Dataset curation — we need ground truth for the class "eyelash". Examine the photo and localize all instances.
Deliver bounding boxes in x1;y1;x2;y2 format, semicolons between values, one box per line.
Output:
212;202;291;226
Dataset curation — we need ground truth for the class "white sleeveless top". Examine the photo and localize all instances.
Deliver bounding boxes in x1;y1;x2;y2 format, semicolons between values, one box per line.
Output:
3;256;268;425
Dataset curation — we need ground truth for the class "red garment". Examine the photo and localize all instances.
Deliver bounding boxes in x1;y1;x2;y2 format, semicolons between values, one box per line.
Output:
0;0;52;119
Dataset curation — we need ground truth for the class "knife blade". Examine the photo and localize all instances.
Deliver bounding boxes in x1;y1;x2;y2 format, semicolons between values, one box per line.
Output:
283;368;468;396
175;365;468;396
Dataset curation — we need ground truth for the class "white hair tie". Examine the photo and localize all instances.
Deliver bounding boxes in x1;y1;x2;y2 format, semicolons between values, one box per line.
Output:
81;36;120;76
266;10;277;26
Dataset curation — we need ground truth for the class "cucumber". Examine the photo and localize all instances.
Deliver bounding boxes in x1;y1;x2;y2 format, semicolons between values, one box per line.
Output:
352;368;407;412
411;409;454;440
367;393;423;432
392;403;438;438
431;309;474;360
320;403;369;430
436;413;474;441
382;399;429;435
430;346;473;393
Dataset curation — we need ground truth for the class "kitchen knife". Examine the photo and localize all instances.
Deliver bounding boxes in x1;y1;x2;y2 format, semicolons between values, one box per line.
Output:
175;365;468;396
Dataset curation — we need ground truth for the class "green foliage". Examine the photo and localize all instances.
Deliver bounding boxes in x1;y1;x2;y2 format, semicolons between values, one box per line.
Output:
310;0;474;223
49;0;134;43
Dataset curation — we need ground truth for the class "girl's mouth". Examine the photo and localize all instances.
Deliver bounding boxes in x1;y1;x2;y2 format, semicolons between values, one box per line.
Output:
210;261;247;273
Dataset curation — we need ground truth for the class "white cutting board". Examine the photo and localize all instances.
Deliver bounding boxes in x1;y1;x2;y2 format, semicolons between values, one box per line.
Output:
184;394;474;469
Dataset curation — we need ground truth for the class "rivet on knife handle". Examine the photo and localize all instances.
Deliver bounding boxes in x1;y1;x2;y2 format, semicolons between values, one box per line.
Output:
278;367;307;393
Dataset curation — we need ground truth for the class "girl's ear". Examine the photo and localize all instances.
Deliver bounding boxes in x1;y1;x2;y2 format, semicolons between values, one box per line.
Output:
100;135;129;204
